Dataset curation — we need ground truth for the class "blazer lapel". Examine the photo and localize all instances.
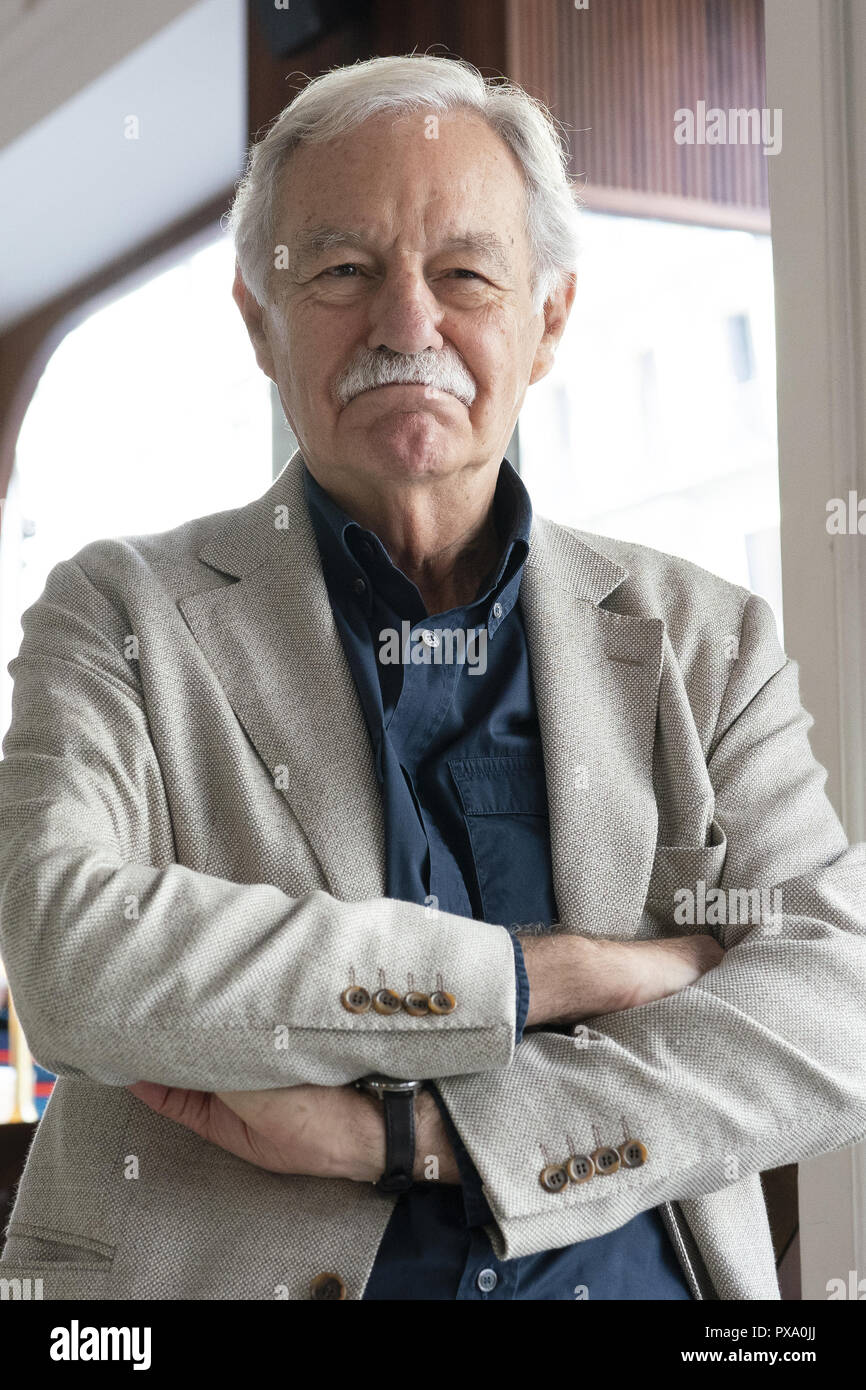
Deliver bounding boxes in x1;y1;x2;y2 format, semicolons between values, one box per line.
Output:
177;452;663;923
521;517;665;936
177;451;386;900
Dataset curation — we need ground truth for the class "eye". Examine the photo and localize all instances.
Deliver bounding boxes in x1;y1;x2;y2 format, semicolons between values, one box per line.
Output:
449;268;483;280
322;263;363;278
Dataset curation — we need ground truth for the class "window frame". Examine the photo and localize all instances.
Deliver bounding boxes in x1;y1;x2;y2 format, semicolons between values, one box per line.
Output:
765;0;866;1299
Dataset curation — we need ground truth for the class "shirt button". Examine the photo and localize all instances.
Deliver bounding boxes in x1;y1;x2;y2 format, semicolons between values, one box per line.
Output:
492;601;503;619
476;1268;498;1293
420;629;439;647
309;1272;346;1300
353;577;367;596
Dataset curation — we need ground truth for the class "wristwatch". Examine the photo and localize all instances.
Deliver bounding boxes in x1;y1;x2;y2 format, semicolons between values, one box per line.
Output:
354;1074;424;1193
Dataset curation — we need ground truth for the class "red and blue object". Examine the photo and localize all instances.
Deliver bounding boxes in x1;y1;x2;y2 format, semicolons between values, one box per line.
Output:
0;1008;55;1117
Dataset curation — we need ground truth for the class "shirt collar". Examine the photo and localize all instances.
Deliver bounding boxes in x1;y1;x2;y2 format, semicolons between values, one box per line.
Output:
303;457;532;637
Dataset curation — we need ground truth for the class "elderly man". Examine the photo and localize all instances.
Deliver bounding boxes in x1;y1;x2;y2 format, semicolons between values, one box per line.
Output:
1;54;864;1304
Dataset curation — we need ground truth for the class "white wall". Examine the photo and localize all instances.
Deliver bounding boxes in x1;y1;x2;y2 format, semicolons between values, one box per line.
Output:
765;0;866;1302
0;0;202;149
0;0;245;330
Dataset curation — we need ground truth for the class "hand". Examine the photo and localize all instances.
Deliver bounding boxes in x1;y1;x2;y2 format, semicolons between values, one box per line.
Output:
127;1079;461;1185
128;1079;382;1181
521;931;725;1028
412;1087;461;1184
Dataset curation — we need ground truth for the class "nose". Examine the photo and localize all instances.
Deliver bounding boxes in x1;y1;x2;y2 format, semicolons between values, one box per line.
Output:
366;267;444;356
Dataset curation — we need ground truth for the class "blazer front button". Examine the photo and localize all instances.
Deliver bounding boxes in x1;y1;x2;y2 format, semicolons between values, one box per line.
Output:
428;990;456;1014
540;1163;569;1193
310;1272;346;1301
403;991;430;1016
372;988;402;1015
591;1146;621;1175
341;986;371;1014
619;1139;648;1168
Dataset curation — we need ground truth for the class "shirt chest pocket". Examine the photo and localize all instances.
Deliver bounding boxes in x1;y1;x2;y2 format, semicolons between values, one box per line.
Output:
449;754;558;929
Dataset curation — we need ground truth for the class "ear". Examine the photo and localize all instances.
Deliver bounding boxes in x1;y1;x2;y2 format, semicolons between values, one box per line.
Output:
232;263;277;381
528;272;576;386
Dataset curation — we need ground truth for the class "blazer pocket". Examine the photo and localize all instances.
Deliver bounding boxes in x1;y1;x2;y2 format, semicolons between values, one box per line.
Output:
644;820;728;920
1;1224;115;1270
0;1257;112;1301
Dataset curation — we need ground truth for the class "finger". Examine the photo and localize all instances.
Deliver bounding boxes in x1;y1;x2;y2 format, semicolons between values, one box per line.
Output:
129;1082;281;1170
127;1080;214;1136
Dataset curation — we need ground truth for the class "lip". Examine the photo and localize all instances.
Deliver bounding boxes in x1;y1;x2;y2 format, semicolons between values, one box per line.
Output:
347;382;460;404
364;381;436;393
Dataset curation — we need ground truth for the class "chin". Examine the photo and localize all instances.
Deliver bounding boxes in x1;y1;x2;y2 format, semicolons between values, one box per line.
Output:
353;410;465;479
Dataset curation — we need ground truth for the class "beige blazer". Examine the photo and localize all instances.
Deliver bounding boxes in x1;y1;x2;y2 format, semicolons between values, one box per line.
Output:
1;449;864;1300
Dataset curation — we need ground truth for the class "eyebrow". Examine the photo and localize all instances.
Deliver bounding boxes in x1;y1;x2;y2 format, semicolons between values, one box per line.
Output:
292;226;368;263
438;233;511;277
291;225;512;277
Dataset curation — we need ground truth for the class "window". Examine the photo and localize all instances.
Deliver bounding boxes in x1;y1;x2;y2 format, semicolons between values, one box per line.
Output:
1;231;273;741
0;229;273;1118
518;212;782;641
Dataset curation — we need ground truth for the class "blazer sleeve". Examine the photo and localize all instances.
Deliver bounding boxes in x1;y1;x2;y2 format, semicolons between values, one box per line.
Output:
0;557;517;1091
433;593;866;1261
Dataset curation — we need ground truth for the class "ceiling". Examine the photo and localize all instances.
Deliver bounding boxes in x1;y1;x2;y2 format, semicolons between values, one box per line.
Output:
0;0;245;331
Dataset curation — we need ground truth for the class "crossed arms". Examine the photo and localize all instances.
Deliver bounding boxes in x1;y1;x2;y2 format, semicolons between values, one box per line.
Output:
126;929;725;1186
1;556;865;1258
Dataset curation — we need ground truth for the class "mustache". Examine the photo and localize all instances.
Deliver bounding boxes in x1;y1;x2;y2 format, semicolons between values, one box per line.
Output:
334;348;477;407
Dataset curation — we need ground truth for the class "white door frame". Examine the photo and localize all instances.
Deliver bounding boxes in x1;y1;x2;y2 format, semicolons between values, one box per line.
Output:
764;0;866;1301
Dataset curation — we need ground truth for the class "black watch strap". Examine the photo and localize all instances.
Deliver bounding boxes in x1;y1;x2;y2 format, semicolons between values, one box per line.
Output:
376;1088;416;1194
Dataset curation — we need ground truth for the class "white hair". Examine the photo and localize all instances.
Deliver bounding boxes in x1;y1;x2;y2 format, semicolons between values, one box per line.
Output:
226;53;583;316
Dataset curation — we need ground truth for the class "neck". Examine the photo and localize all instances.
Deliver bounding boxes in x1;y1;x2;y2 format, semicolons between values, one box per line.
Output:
396;513;501;614
315;461;504;614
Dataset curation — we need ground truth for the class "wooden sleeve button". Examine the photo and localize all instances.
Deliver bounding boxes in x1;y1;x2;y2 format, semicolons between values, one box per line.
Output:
372;987;402;1015
340;986;371;1014
566;1153;595;1184
540;1163;569;1193
402;991;430;1016
428;990;456;1015
591;1146;621;1175
619;1139;648;1169
310;1272;346;1301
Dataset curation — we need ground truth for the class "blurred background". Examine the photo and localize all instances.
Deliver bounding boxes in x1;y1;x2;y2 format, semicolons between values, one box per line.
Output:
1;0;864;1304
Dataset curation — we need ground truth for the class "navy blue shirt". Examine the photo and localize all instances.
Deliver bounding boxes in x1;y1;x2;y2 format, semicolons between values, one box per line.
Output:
304;458;692;1301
